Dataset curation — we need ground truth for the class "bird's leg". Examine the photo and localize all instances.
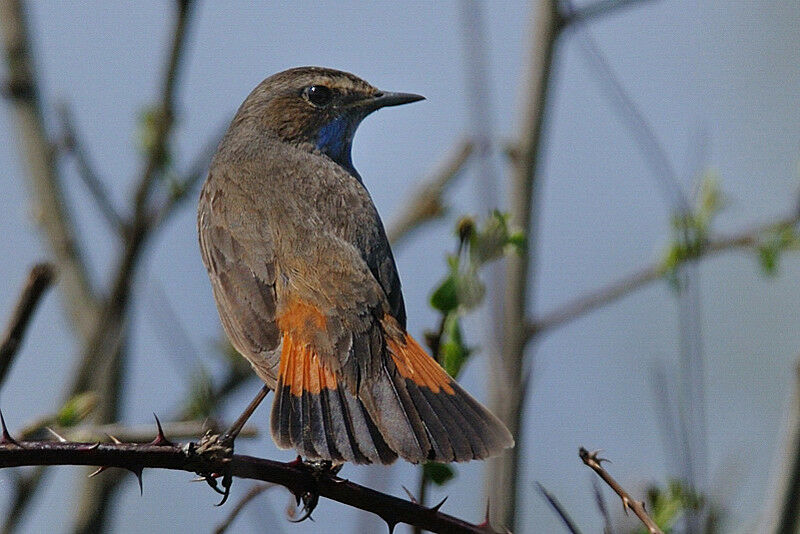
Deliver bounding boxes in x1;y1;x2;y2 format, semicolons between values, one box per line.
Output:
221;383;271;446
195;384;271;505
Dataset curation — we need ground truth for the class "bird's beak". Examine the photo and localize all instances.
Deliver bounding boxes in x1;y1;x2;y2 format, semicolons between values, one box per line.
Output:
356;91;425;112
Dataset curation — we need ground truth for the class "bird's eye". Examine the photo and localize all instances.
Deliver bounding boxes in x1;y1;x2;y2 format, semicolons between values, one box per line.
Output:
304;85;333;107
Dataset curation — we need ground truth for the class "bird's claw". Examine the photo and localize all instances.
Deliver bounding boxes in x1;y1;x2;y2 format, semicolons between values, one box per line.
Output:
285;458;343;522
193;430;235;505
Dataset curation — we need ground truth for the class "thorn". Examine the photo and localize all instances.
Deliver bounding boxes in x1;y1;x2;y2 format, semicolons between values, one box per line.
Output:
46;427;68;442
588;448;611;464
0;409;20;446
288;455;303;467
107;434;122;445
401;485;418;503
79;442;100;451
430;496;448;512
128;466;143;495
88;466;108;478
621;495;631;515
150;413;173;446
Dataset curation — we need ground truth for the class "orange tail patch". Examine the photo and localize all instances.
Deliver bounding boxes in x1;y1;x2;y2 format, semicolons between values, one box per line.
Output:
385;327;455;395
278;333;338;395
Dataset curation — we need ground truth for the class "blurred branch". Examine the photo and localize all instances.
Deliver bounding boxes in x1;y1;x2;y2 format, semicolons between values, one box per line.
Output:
152;120;228;229
1;467;42;534
579;447;663;534
527;213;800;338
24;420;257;444
0;0;100;341
0;263;54;389
131;0;193;219
387;138;473;245
488;0;560;529
56;102;125;233
591;477;613;534
213;483;274;534
758;359;800;534
68;2;196;532
0;436;503;534
536;482;582;534
561;0;658;27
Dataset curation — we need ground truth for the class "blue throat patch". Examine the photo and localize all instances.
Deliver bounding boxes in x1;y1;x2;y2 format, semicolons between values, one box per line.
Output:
316;116;359;178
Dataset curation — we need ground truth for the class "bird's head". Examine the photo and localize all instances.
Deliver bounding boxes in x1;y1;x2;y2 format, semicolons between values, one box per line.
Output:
231;66;424;175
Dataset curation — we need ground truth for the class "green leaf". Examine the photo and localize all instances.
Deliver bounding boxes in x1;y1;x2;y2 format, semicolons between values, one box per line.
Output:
136;105;171;167
430;275;459;312
758;245;778;276
453;268;485;311
56;392;98;427
441;314;470;377
422;462;455;486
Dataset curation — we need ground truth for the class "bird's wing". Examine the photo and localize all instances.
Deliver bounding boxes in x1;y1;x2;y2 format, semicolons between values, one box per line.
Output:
198;176;282;384
358;220;407;327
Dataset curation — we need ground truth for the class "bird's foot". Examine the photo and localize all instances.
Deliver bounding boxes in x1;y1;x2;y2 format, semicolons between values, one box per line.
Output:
302;458;344;477
193;430;235;505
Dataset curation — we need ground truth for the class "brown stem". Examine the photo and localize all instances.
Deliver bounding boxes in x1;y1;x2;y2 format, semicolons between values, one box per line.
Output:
579;447;663;534
0;0;100;341
0;263;54;388
489;0;560;530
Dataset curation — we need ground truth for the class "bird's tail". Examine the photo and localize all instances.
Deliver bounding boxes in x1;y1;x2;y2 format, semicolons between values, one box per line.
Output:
270;315;514;464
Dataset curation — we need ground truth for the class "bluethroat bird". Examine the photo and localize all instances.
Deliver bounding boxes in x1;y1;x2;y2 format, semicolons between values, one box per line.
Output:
198;67;513;464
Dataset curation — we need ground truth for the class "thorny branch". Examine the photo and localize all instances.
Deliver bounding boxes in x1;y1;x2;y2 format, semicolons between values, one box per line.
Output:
0;421;503;534
579;447;663;534
0;263;54;388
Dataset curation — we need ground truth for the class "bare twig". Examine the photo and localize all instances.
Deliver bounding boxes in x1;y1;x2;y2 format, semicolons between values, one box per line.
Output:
0;437;503;534
0;263;54;388
56;102;124;233
527;213;800;337
387;138;473;245
579;447;663;534
0;0;100;341
535;482;583;534
213;483;274;534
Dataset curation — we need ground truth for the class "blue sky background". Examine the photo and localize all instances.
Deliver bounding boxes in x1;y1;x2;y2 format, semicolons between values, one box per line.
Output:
1;1;799;532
